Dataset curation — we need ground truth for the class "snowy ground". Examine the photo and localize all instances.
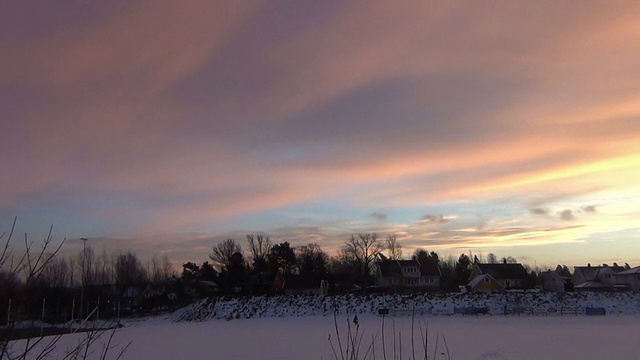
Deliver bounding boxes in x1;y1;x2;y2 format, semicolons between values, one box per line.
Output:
172;292;640;321
9;293;640;359
12;314;640;359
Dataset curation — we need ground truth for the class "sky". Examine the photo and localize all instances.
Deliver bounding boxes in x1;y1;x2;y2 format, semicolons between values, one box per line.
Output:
2;1;640;269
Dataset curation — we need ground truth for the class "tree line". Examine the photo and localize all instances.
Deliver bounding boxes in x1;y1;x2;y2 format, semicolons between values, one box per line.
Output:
1;218;579;323
0;219;179;324
187;232;542;295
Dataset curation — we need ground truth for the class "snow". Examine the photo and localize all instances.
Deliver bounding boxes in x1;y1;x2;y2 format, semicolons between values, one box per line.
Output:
14;314;640;359
171;292;640;321
10;292;640;359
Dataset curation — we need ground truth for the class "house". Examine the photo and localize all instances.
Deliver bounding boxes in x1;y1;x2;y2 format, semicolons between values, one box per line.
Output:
247;270;286;295
376;259;441;291
538;270;567;293
469;262;531;290
467;274;503;293
615;266;640;292
573;264;626;292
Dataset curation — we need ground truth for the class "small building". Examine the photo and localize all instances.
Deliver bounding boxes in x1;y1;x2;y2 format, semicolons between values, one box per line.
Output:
469;262;530;289
467;274;503;293
538;271;568;293
573;264;625;291
376;259;441;292
615;266;640;292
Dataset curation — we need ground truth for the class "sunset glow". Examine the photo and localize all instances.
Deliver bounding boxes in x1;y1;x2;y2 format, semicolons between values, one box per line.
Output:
2;1;640;268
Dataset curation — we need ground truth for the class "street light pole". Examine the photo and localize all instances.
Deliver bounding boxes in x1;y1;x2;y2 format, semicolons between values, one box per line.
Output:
80;237;88;320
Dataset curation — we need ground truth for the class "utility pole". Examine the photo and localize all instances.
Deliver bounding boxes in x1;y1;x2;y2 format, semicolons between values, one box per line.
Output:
80;237;88;319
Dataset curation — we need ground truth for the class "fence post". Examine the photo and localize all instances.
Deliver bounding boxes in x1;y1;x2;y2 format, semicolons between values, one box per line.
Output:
41;298;46;337
6;299;11;324
70;298;75;333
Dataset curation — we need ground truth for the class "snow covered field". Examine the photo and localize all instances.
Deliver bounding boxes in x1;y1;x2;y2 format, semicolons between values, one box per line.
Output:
14;314;640;359
9;293;640;359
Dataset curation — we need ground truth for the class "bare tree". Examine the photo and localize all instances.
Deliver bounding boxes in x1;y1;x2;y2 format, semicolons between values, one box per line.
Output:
97;247;111;285
209;238;242;270
114;251;147;288
68;255;77;287
385;234;403;260
148;254;175;284
486;253;498;264
246;234;271;271
340;233;383;284
76;245;97;287
0;219;131;360
296;243;328;284
42;254;70;288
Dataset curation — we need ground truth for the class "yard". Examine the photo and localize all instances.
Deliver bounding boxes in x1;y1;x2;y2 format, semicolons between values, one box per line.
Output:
12;314;640;359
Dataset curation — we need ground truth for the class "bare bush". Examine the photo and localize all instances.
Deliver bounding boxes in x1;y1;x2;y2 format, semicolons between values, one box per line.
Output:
1;218;130;360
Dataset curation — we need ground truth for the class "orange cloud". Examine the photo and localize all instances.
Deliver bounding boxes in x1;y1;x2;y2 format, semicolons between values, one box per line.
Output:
2;1;640;266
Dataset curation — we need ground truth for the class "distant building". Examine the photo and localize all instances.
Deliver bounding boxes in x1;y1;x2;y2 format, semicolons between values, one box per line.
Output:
538;271;568;293
376;259;441;292
467;273;503;293
614;266;640;292
469;262;531;290
573;264;626;292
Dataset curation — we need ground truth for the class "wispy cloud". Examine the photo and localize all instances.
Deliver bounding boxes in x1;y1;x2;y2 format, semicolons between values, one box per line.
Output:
1;1;640;266
419;214;451;224
529;208;550;216
370;212;388;221
559;210;575;221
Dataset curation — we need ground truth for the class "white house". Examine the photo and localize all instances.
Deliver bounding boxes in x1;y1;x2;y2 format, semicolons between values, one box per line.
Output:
615;266;640;292
377;259;440;291
538;271;566;293
573;264;625;291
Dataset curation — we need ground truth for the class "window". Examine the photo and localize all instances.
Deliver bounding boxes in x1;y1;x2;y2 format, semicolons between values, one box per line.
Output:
484;277;490;283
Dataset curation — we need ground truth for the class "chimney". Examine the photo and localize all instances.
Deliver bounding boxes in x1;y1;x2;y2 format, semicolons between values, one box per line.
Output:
503;259;507;264
587;263;591;267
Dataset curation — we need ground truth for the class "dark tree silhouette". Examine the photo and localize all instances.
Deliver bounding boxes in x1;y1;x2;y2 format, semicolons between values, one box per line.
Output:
268;242;296;275
385;235;402;260
210;238;242;271
454;253;472;286
247;234;271;273
296;243;329;285
340;233;383;285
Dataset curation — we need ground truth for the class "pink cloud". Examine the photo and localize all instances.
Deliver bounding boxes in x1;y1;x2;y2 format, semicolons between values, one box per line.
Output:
1;0;640;265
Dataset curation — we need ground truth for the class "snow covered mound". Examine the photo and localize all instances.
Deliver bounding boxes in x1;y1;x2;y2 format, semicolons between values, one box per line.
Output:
171;292;640;322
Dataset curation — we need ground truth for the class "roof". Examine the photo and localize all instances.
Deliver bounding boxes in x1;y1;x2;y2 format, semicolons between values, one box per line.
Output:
573;281;608;289
396;260;420;267
468;274;500;288
574;266;601;281
476;263;528;280
616;266;640;275
609;265;626;273
378;260;403;277
574;265;621;281
420;260;442;277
